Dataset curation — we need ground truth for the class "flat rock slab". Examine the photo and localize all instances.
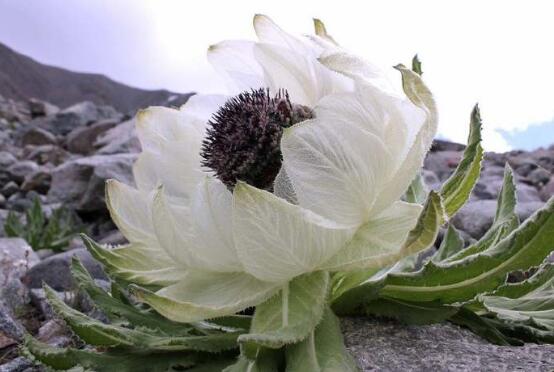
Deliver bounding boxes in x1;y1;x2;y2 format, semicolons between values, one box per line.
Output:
342;317;554;371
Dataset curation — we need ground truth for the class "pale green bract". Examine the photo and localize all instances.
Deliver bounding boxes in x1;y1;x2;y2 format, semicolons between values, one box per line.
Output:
87;15;438;326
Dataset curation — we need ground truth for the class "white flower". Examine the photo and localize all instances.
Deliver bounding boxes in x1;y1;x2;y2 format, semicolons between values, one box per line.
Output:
92;15;437;322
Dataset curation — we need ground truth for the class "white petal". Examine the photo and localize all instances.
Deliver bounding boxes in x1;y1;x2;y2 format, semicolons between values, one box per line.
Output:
253;14;309;54
151;187;197;268
180;94;228;123
371;66;438;212
105;180;156;246
189;177;242;271
151;183;242;272
133;140;204;198
132;271;280;323
281;117;393;226
135;106;204;153
233;183;355;283
319;201;422;271
83;236;185;287
208;40;265;93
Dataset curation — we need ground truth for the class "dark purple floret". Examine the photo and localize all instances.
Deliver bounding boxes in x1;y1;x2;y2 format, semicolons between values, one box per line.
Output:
201;88;313;190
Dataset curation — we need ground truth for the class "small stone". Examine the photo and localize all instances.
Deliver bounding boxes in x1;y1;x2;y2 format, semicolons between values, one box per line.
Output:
21;127;57;146
37;319;72;347
66;119;119;155
1;181;19;198
0;151;17;168
21;169;51;194
28;98;59;118
6;161;39;183
22;248;106;290
527;167;551;186
23;144;70;166
94;119;140;154
0;356;34;372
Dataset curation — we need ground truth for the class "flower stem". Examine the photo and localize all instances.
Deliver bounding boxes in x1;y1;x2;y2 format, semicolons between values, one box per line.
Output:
282;282;289;328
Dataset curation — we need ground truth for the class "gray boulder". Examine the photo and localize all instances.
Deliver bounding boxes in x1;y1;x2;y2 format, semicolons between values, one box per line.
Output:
343;317;554;371
94;119;140;155
6;160;39;183
424;151;462;181
452;200;545;239
47;154;136;211
66;118;119;155
22;248;106;290
21;127;57;146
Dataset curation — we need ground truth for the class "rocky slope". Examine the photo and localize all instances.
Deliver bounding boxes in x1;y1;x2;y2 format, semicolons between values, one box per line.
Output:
0;95;553;371
0;42;193;114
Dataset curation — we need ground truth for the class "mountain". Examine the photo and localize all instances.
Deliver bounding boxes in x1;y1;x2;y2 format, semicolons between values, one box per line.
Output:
0;42;193;113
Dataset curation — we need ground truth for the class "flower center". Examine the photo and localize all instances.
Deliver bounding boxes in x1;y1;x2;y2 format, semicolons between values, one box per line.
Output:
201;88;314;190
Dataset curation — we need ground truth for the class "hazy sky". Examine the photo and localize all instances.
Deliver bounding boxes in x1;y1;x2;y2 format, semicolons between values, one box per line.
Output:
1;0;553;151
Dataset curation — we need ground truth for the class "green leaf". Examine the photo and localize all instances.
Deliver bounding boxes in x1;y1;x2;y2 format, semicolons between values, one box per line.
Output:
449;307;521;346
332;191;443;313
446;164;519;262
362;297;459;325
43;285;240;352
440;104;484;218
474;263;554;332
223;349;283;372
411;54;423;76
404;172;428;204
23;335;229;372
239;271;329;358
431;224;464;263
285;308;359;371
70;258;190;336
379;197;554;303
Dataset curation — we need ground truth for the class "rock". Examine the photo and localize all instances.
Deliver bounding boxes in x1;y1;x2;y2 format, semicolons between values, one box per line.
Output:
0;151;17;168
98;230;127;246
32;101;122;136
0;302;24;342
47;154;136;211
430;139;466;152
28;98;59;118
517;182;543;202
6;161;39;183
0;356;35;372
342;317;554;371
1;181;19;198
66;119;119;155
528;167;551;186
37;319;72;347
452;200;546;239
0;238;40;277
94;119;140;154
21;127;57;146
421;170;440;190
35;249;55;260
21;170;51;194
23;144;70;166
0;194;5;208
423;151;462;181
540;178;554;201
22;248;107;290
473;176;542;202
512;158;538;177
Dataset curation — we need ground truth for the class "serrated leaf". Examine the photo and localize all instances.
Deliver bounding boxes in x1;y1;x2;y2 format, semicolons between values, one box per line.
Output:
239;271;329;359
363;297;459;325
446;164;519;262
23;335;228;372
379;197;554;303
432;224;464;263
70;258;191;336
404;172;428;204
332;192;443;313
44;285;240;352
475;263;554;332
285;308;359;371
440;104;484;218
